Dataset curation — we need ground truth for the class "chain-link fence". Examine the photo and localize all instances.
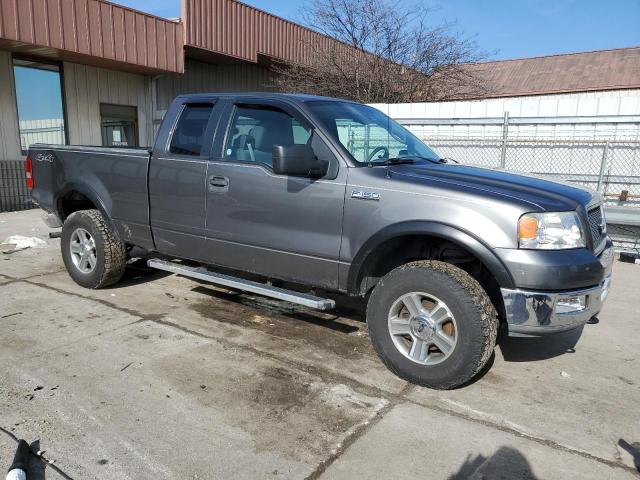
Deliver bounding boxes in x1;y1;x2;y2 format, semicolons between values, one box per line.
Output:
421;137;640;208
0;160;34;213
418;136;640;251
389;110;640;251
19;119;65;152
3;115;640;249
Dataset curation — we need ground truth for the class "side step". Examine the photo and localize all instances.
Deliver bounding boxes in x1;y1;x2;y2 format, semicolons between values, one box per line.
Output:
147;259;336;311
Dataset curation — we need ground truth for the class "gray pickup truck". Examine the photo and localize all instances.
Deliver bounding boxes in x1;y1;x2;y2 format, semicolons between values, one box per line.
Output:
28;93;613;389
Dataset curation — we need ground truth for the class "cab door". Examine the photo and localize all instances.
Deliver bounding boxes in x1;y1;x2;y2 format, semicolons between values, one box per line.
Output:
203;98;347;289
148;98;222;261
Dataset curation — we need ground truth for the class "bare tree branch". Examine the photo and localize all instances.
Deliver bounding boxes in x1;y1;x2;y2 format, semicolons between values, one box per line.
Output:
270;0;490;102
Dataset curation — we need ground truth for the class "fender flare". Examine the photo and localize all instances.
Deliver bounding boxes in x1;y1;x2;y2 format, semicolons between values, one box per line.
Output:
346;221;514;293
55;182;115;231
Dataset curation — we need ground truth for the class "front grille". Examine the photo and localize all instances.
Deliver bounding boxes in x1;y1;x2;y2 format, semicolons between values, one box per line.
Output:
587;206;604;250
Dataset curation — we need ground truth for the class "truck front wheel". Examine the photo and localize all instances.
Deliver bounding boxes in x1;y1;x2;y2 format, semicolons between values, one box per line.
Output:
366;260;497;389
61;209;127;289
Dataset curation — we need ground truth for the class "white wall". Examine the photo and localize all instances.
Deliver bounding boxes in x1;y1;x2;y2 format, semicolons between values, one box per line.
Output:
371;91;640;206
371;90;640;140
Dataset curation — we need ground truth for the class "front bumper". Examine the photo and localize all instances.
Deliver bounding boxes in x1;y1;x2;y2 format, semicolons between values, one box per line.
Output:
501;245;614;336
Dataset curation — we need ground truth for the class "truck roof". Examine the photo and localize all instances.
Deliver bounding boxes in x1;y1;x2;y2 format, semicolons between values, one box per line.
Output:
173;92;355;104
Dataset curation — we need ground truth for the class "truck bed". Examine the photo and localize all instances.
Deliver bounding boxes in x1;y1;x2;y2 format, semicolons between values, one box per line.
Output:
29;143;154;250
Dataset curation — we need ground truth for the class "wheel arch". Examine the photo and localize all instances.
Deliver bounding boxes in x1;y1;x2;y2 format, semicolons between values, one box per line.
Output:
56;182;112;223
346;221;514;295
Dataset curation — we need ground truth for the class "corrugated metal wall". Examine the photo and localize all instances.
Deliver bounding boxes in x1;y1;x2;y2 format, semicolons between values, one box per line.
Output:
0;0;184;73
1;52;155;155
0;50;29;213
183;0;350;65
1;53;155;211
0;160;33;212
2;55;275;163
0;50;21;162
154;59;277;111
63;62;154;146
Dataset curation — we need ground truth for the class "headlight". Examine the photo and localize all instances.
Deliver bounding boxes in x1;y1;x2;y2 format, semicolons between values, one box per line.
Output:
518;212;585;249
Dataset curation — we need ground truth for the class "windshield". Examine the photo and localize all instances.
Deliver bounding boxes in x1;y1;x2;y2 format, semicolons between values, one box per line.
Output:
306;101;439;165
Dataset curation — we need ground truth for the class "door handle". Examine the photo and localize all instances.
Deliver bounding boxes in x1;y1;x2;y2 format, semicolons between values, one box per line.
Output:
208;175;229;193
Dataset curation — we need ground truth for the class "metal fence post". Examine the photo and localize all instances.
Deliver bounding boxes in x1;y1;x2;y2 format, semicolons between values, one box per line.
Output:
500;111;509;168
597;141;610;193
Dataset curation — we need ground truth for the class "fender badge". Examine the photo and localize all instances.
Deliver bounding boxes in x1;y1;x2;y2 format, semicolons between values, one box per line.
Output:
34;153;54;163
351;190;380;201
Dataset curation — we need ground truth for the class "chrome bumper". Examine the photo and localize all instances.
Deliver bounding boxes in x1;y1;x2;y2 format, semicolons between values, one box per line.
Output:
501;246;614;336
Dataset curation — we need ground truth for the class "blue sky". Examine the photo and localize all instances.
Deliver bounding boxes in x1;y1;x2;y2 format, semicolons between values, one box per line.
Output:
14;66;65;121
113;0;639;60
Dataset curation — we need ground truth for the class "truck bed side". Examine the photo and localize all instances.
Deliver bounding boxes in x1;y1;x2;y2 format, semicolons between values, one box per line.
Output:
29;144;154;249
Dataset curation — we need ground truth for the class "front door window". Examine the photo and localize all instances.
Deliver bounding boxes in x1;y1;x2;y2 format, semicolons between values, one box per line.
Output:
224;106;312;168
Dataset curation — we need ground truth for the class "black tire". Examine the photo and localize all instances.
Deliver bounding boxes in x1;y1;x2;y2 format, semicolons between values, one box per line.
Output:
366;260;497;389
61;209;127;289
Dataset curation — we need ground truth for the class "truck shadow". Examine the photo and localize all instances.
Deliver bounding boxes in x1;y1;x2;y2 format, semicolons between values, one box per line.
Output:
497;325;584;362
104;260;172;289
191;285;364;335
448;446;539;479
189;286;372;360
27;440;46;480
114;263;585;366
618;439;640;473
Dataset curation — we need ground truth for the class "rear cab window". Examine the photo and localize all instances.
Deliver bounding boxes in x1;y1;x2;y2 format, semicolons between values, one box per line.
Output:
169;103;214;156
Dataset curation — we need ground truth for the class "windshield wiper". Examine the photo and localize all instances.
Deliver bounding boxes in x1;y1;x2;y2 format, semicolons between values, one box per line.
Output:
368;157;415;167
439;156;459;164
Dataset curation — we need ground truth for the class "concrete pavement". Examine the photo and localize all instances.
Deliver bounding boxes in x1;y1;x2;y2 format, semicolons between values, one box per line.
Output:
1;209;639;479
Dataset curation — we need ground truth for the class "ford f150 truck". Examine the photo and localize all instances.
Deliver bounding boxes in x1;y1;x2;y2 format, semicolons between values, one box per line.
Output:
27;93;613;389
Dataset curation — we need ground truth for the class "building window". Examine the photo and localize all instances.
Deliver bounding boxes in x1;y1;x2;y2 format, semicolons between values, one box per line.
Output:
13;58;67;154
100;104;139;147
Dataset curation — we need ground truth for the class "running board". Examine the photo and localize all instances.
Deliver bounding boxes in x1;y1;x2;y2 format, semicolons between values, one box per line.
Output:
147;259;336;311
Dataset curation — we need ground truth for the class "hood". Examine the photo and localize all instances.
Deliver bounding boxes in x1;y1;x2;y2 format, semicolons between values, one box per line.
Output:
388;162;597;212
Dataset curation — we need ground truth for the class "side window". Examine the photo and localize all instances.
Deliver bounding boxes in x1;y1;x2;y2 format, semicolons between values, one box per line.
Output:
224;106;311;168
336;119;406;162
169;104;214;156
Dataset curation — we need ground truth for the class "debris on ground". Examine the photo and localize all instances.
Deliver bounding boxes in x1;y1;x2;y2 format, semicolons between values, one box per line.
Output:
619;251;640;264
1;235;47;252
120;362;133;372
2;247;29;255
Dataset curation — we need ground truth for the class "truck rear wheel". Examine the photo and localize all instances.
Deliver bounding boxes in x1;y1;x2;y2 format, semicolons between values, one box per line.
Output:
366;260;497;389
61;209;127;289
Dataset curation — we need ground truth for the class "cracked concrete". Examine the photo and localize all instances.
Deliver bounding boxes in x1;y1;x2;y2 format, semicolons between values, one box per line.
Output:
1;209;639;479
